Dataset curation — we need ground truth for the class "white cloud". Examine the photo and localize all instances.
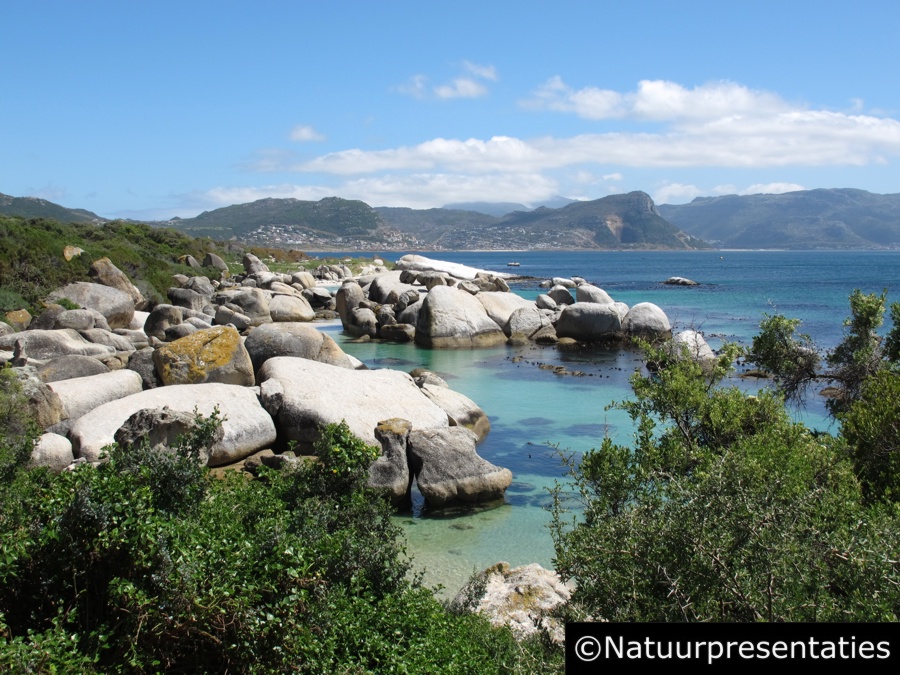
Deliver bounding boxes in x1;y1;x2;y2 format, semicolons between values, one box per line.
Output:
294;106;900;176
573;170;623;187
299;136;543;175
203;184;335;206
434;78;488;99
523;78;790;121
289;125;325;142
238;148;299;172
227;78;900;213
395;61;497;100
463;60;498;81
189;173;558;211
393;74;429;99
740;182;806;195
653;183;705;204
25;183;68;201
655;181;808;204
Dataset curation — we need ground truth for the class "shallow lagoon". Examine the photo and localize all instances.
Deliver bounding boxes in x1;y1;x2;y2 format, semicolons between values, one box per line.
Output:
320;250;900;595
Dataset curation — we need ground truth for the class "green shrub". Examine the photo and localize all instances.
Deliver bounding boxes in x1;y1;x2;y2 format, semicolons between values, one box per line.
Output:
551;339;900;622
0;414;558;671
841;369;900;504
0;215;230;314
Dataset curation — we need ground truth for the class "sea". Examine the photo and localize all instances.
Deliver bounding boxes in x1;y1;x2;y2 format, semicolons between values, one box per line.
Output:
315;249;900;597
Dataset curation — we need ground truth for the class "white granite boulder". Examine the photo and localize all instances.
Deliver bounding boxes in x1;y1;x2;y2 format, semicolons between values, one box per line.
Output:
418;383;491;442
36;355;111;383
68;383;277;466
367;418;413;507
89;257;145;309
407;427;512;507
29;433;75;473
575;284;614;304
0;329;114;360
451;562;571;644
415;286;507;348
257;356;449;451
48;282;135;329
48;369;144;422
622;302;672;339
504;306;552;340
243;322;354;373
395;254;509;281
269;294;316;322
153;326;254;387
555;303;623;342
673;329;717;363
476;292;534;333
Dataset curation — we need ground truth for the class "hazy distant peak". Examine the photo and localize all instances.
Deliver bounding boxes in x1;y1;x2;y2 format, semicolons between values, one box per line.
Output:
442;196;579;217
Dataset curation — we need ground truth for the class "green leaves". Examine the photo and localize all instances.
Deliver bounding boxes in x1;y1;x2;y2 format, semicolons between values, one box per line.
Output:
751;313;821;403
551;330;900;622
1;415;555;671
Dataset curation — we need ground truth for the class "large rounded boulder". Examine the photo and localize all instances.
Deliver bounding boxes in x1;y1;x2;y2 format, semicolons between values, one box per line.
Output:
47;369;144;422
68;383;277;466
555;303;623;342
243;322;354;374
0;330;114;360
153;326;254;386
415;286;507;348
257;357;449;451
48;282;135;329
407;427;512;507
622;302;672;339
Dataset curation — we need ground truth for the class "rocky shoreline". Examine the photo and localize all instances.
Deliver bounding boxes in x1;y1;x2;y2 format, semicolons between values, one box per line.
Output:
2;249;716;636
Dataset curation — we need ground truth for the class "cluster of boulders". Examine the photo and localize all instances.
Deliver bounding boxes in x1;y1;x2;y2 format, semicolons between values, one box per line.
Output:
1;254;511;509
335;254;674;347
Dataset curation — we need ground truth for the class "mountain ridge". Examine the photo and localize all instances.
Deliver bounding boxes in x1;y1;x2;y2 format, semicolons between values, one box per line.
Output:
8;187;900;250
0;192;106;224
658;188;900;249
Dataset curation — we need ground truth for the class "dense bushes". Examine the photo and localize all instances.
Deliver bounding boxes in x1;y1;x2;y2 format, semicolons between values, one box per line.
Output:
0;375;559;672
0;216;225;312
551;293;900;622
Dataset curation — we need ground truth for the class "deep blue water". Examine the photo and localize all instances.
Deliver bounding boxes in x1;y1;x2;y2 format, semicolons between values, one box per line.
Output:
316;250;900;595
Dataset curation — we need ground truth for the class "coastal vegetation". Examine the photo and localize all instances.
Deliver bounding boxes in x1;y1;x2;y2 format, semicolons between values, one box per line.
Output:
0;216;223;313
0;385;560;672
551;290;900;621
0;215;380;316
0;207;898;668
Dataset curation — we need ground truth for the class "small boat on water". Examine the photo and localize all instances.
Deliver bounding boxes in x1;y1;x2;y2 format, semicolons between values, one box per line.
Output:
507;262;521;267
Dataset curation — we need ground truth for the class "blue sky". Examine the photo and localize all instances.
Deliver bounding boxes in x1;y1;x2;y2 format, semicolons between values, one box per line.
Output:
3;1;899;220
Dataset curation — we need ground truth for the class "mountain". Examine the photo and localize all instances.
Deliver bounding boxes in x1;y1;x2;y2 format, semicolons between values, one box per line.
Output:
170;196;385;240
0;192;106;224
388;191;706;250
441;201;529;217
0;190;702;251
658;189;900;249
480;191;707;250
441;196;578;217
165;192;703;250
374;206;497;242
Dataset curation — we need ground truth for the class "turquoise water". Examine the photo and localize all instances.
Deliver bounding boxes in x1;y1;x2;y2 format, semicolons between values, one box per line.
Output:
319;250;900;596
